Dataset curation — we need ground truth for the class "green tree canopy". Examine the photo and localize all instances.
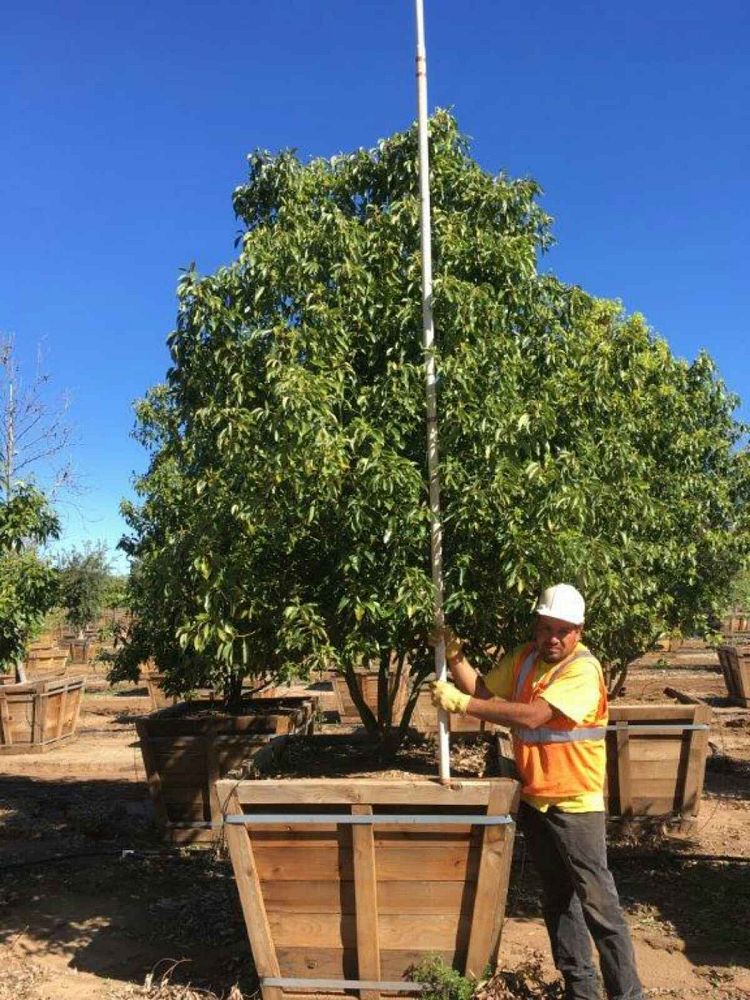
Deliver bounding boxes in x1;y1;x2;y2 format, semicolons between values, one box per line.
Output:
56;541;112;637
119;111;750;727
0;484;59;669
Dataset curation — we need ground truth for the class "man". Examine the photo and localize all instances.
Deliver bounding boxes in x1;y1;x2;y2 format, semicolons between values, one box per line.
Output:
431;583;644;1000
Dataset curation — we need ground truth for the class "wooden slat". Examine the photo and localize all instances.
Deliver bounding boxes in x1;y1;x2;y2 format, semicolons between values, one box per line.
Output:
464;783;515;977
268;913;468;951
487;818;515;967
614;741;689;763
158;785;213;806
205;729;222;826
677;705;711;817
264;879;356;913
663;687;703;706
608;705;703;723
253;845;479;882
69;680;84;737
0;694;12;746
352;804;380;1000
609;725;710;737
275;947;455;980
54;687;69;739
615;722;632;815
621;758;692;779
224;790;282;1000
135;719;171;828
608;776;683;795
145;732;276;746
261;879;469;915
218;778;502;808
35;686;48;745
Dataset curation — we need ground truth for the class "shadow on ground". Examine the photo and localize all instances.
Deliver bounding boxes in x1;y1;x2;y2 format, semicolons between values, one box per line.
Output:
507;836;750;974
705;746;750;802
0;775;255;993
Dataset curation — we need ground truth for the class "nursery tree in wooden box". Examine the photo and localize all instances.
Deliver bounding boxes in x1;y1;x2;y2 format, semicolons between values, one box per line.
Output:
117;111;750;730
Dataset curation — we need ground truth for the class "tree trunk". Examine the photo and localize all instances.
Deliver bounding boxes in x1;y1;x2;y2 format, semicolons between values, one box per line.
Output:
344;662;378;736
607;662;628;698
376;652;390;732
225;672;245;714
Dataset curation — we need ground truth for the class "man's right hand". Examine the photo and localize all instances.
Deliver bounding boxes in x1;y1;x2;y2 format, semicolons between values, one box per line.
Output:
428;626;463;660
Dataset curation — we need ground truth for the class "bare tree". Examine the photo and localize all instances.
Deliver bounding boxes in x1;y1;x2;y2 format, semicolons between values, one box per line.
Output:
0;336;76;500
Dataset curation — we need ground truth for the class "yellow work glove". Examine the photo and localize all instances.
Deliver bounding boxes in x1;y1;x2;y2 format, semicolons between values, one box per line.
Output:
428;626;463;660
431;679;471;715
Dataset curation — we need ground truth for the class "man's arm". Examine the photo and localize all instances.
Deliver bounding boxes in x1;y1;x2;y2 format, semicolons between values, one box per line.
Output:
446;648;494;700
463;693;554;729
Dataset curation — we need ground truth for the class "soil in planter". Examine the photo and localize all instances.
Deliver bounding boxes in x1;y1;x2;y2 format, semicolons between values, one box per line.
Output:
161;698;310;720
248;731;500;779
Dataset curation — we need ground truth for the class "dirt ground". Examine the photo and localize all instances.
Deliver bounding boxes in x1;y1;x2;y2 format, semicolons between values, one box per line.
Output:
1;651;749;1000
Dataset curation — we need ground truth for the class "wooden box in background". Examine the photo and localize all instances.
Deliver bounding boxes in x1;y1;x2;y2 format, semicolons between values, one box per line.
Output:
717;645;750;707
605;704;712;825
136;696;318;844
0;676;85;753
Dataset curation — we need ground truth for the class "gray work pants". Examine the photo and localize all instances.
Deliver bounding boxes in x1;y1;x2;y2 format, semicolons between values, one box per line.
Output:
519;802;644;1000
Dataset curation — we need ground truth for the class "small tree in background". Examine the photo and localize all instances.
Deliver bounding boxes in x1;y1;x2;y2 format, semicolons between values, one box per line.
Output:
118;111;750;734
101;574;128;614
56;542;111;639
725;568;750;615
0;485;59;672
0;336;76;501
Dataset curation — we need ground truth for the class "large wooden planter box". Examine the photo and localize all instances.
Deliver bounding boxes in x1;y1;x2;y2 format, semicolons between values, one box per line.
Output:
24;647;69;680
218;747;519;999
256;683;338;716
0;676;85;753
143;671;180;711
333;669;409;725
136;697;318;844
723;613;749;633
68;638;105;665
717;645;750;707
605;704;711;824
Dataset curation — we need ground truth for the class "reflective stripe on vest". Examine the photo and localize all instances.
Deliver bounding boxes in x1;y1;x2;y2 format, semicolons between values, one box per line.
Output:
512;646;604;745
513;725;607;743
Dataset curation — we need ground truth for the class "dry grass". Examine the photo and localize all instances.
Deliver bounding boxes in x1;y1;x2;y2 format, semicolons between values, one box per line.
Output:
108;965;248;999
474;952;564;999
0;946;47;1000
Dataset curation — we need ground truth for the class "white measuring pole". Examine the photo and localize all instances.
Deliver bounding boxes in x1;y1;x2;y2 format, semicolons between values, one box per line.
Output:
414;0;450;784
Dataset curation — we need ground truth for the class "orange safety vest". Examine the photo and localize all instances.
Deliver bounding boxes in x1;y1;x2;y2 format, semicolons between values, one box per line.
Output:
510;642;608;799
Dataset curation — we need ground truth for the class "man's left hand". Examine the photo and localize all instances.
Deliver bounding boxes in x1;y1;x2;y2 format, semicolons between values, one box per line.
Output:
431;680;471;715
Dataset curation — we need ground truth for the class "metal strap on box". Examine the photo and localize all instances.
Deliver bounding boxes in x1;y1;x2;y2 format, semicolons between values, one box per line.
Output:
262;977;426;992
224;812;514;826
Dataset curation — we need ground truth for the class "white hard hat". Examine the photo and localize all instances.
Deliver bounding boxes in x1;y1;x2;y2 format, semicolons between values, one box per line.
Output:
535;584;585;626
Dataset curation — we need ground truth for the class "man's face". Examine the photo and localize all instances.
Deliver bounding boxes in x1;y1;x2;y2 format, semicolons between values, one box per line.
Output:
534;615;582;663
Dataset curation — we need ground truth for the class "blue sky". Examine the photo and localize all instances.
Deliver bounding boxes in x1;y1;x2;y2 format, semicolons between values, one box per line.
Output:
3;0;747;572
